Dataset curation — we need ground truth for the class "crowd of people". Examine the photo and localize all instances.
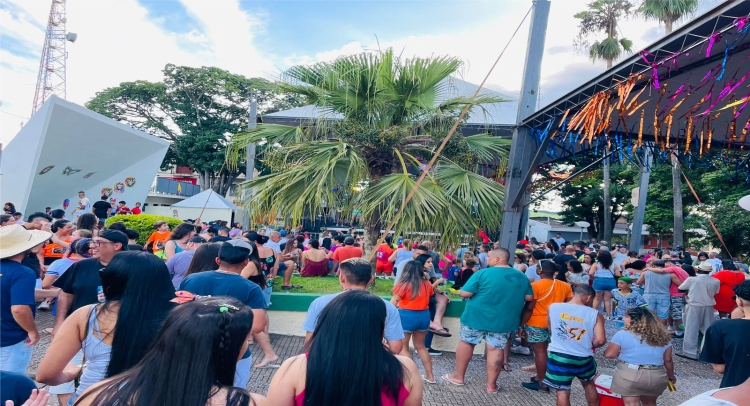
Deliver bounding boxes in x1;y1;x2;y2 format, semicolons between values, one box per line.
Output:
1;206;749;406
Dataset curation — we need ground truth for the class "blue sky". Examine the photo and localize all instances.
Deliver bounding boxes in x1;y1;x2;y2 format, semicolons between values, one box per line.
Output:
0;0;714;143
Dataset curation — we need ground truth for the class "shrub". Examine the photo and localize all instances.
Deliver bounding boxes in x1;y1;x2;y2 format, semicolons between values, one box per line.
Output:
105;214;183;245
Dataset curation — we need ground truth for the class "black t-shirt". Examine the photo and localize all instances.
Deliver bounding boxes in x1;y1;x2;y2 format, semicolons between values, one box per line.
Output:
53;258;104;316
92;201;112;219
209;236;231;242
700;318;750;388
21;253;41;279
554;254;576;281
0;371;37;405
128;244;144;251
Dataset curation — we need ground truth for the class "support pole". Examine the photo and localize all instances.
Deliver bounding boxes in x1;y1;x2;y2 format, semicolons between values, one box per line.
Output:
603;144;612;243
242;100;257;229
629;143;653;252
498;0;551;250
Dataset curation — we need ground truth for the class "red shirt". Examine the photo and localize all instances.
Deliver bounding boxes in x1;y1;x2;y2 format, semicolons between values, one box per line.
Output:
478;230;490;244
131;207;141;215
331;245;363;263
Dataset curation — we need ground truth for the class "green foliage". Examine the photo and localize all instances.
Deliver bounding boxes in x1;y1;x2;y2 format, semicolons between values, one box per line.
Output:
574;0;635;67
637;0;699;33
227;49;510;249
705;203;750;259
105;214;182;245
553;163;637;239
86;64;305;195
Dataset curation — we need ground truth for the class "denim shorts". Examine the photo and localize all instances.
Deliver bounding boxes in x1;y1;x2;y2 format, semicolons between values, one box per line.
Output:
644;294;670;319
459;324;510;349
592;277;616;292
398;309;430;333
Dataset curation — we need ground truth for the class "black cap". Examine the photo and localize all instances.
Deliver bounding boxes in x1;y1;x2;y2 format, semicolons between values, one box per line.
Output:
218;240;252;264
344;236;355;245
189;236;207;244
99;230;129;250
245;233;268;245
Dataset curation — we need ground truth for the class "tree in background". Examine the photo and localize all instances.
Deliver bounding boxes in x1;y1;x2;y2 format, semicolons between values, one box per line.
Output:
637;0;699;34
87;64;304;196
226;49;509;252
574;0;635;69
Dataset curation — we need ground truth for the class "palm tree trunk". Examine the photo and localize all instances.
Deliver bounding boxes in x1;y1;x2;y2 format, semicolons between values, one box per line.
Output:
362;205;383;260
671;153;684;248
607;59;613;69
664;19;673;34
603;145;612;243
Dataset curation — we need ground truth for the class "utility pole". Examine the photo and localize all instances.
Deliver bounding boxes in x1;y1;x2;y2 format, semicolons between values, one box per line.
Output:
498;0;551;249
603;144;612;243
629;143;653;252
241;100;257;229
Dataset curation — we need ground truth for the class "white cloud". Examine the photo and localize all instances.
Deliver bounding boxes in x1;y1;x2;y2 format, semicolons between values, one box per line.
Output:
0;0;274;144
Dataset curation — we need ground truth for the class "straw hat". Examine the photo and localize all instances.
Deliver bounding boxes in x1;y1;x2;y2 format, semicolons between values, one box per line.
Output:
0;225;52;259
697;263;714;272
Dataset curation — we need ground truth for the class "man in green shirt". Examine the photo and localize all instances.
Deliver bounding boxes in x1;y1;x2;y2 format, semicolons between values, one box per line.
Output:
443;248;533;392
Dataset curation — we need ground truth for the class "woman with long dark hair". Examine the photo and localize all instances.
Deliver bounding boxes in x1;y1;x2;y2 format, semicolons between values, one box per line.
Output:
164;223;196;260
44;219;74;266
184;243;221;277
268;290;422;406
74;297;266;406
588;250;622;319
240;236;280;369
36;252;175;403
4;201;16;214
604;307;675;406
76;213;98;233
391;260;436;384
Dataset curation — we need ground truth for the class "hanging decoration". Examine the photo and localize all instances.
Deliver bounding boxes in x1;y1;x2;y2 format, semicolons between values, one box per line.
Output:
38;165;54;175
114;182;125;194
83;172;96;179
124;176;136;187
62;199;70;209
62;166;81;176
101;187;113;197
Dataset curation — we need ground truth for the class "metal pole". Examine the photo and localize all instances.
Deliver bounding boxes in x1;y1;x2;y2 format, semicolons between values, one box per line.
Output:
242;100;257;229
498;0;551;250
629;142;653;252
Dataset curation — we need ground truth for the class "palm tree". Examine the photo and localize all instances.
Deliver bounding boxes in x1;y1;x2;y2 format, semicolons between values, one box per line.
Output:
575;0;635;68
637;0;698;248
226;49;510;251
638;0;699;34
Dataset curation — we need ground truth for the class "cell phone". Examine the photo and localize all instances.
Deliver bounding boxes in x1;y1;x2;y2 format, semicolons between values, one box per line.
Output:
667;381;676;392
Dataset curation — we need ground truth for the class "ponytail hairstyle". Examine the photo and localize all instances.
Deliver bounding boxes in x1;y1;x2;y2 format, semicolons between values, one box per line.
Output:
66;238;92;259
51;219;70;233
76;297;254;406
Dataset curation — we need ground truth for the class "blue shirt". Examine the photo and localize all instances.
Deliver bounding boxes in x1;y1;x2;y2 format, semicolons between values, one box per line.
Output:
1;260;37;347
302;291;404;341
179;271;266;310
166;250;196;289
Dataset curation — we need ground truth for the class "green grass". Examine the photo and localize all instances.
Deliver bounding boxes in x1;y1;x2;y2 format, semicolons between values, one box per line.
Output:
270;275;461;299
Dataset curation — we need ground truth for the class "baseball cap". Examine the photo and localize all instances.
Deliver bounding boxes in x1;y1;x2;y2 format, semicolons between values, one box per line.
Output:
189;236;207;244
245;233;269;244
344;236;355;245
99;230;129;250
218;240;253;264
279;230;287;237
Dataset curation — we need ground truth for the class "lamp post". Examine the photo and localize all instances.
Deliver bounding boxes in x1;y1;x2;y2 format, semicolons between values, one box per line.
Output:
739;195;750;211
574;221;590;242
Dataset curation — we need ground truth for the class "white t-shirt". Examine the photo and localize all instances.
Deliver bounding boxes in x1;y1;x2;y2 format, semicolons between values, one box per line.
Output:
705;258;723;273
265;240;282;254
525;264;541;282
548;303;599;357
613;252;628;268
679;388;738;406
611;330;671;365
553;237;566;247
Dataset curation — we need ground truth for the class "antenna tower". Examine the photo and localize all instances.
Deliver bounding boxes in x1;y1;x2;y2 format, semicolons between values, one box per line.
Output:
32;0;75;115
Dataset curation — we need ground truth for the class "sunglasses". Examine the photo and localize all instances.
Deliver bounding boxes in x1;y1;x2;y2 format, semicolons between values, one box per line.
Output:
91;241;117;247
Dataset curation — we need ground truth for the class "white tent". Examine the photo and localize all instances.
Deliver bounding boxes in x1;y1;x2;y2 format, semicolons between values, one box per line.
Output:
170;189;240;223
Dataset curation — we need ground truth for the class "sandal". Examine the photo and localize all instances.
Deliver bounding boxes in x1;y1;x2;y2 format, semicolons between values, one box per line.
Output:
429;328;452;337
441;374;465;386
521;364;537;372
502;363;512;372
422;375;437;385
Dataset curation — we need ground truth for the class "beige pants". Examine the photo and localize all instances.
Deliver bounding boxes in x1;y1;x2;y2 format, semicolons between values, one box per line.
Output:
610;362;668;397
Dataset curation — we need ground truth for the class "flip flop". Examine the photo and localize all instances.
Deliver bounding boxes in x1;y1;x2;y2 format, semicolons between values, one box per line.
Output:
486;386;502;393
422;375;437;384
441;374;465;386
429;328;452;337
254;363;281;369
521;364;537;372
502;363;512;372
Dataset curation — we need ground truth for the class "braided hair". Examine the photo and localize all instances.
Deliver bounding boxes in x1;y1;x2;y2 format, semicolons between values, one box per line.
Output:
66;237;92;258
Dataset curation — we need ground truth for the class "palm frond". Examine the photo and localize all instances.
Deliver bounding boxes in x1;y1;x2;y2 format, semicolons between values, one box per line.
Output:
226;124;316;170
435;160;506;231
462;133;511;163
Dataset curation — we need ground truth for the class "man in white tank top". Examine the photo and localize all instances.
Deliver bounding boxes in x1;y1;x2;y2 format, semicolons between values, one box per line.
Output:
544;284;607;406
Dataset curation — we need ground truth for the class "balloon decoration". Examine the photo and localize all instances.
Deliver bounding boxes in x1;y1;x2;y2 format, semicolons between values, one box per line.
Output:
62;199;70;209
101;187;113;197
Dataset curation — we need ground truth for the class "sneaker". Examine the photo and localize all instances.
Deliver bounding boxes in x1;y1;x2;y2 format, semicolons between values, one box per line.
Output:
510;345;531;356
37;301;51;311
427;348;442;356
667;325;676;331
672;332;684;338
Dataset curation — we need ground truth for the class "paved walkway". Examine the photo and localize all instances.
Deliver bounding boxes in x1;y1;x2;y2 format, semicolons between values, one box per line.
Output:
30;313;720;405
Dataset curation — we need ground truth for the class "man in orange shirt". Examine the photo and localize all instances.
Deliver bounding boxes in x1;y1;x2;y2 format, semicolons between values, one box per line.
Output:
331;237;362;273
519;261;573;392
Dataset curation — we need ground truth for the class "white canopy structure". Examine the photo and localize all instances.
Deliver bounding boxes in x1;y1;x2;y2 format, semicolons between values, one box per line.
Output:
170;189;240;223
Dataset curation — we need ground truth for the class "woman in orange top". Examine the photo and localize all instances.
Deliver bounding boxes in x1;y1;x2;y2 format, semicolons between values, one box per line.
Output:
43;219;74;265
391;260;435;384
146;221;171;257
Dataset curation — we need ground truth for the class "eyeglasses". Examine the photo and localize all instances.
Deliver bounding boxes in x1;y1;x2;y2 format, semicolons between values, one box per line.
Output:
91;241;117;247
